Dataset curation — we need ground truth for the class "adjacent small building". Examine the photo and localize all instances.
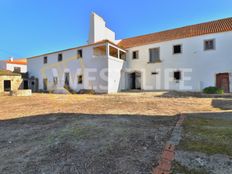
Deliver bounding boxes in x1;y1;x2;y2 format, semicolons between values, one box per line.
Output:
0;70;22;93
0;58;27;73
0;58;29;90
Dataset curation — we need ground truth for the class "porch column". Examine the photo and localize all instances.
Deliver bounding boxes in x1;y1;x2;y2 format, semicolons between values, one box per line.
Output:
106;43;110;57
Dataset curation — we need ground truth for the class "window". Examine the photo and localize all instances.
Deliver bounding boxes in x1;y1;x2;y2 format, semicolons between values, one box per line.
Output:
44;56;48;64
151;72;159;75
174;71;181;81
173;45;182;54
204;39;215;50
93;46;107;56
78;75;83;84
53;77;58;85
149;48;160;63
132;51;139;59
77;49;83;58
109;46;118;58
120;51;126;60
58;54;63;62
13;67;21;73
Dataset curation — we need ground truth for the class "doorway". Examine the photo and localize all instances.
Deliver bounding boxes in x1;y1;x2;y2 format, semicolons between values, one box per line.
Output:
129;72;141;90
43;78;48;91
65;72;70;87
23;80;29;89
4;80;11;91
216;73;230;93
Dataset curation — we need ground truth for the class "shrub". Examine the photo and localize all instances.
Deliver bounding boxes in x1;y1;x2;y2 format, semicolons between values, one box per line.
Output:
203;86;224;94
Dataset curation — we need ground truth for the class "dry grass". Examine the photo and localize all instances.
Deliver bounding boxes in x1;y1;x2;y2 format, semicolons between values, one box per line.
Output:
0;92;224;120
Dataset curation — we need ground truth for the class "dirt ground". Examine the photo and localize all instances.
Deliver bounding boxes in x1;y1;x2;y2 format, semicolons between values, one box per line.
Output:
0;92;227;120
0;114;177;174
1;92;232;174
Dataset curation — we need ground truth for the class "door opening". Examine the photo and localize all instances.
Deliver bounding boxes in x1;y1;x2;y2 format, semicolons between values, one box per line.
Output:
65;72;70;87
23;80;29;89
129;72;141;90
4;80;11;91
43;78;48;91
216;73;230;93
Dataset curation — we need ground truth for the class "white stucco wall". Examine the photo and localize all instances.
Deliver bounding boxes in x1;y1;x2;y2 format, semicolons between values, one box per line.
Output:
6;63;27;73
108;56;124;93
28;30;232;93
125;31;232;92
88;13;115;44
28;44;111;93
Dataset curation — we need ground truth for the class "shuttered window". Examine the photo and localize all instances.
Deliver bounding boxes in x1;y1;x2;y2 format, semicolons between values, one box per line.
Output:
149;48;160;63
204;39;215;50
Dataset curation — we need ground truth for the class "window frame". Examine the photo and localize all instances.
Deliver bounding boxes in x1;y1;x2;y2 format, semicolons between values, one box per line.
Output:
58;53;63;62
173;44;182;54
149;47;161;63
77;49;83;58
78;75;83;84
173;71;182;81
43;56;48;64
13;67;21;73
204;39;216;51
53;77;58;86
132;50;139;59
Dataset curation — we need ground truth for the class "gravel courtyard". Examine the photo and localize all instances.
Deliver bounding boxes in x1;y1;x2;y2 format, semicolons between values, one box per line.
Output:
0;114;177;174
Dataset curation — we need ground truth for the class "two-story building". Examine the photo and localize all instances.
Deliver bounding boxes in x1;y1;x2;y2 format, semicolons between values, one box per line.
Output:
27;13;232;93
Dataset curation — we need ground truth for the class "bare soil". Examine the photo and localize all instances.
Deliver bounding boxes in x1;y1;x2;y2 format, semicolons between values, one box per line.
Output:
1;92;232;174
0;92;224;120
0;114;177;174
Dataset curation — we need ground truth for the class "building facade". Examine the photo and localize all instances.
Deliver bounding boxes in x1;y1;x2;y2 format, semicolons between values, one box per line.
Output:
27;13;232;93
0;58;27;73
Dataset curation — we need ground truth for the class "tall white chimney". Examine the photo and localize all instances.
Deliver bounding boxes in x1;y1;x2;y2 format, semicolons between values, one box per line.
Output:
88;12;116;44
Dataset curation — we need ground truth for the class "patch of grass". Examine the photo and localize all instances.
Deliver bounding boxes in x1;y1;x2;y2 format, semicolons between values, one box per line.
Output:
171;161;209;174
179;116;232;156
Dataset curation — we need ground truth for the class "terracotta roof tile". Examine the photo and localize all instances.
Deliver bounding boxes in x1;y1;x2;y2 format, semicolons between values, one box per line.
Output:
4;58;27;65
118;17;232;48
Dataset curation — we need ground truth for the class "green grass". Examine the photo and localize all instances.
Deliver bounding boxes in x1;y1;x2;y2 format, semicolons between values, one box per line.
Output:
171;161;209;174
178;116;232;156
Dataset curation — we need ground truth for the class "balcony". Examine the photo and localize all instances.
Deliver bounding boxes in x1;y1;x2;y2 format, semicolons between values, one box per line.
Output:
93;42;126;60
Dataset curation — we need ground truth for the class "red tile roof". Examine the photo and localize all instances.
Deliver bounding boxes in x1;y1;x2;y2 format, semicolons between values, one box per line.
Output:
118;17;232;48
5;58;27;65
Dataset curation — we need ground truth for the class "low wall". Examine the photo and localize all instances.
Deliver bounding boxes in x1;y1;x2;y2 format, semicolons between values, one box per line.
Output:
10;90;32;96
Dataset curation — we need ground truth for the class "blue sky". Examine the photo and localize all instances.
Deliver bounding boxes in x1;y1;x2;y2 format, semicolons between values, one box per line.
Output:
0;0;231;60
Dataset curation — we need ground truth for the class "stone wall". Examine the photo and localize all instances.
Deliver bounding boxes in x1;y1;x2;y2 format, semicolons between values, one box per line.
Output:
0;75;23;93
10;89;32;96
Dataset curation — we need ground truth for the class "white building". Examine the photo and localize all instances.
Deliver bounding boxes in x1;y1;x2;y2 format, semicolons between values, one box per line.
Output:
27;13;232;93
0;58;29;90
0;58;27;73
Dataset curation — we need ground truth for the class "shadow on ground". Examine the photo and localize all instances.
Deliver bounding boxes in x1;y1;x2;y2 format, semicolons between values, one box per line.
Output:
157;91;232;99
211;99;232;110
0;113;177;174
